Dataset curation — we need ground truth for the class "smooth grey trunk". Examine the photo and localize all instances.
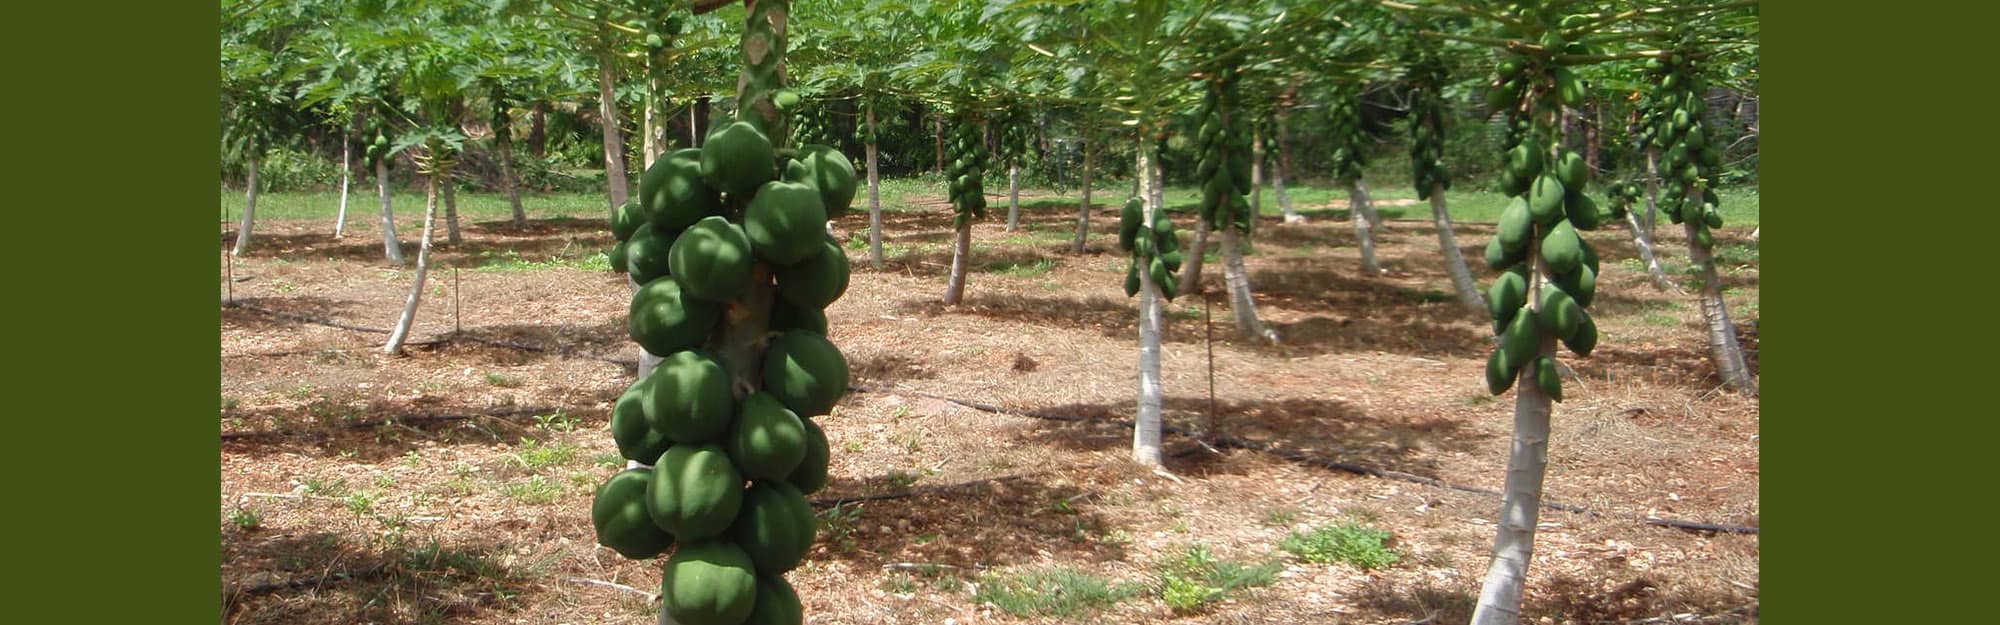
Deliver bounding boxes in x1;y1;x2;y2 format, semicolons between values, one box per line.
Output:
1273;105;1300;223
335;137;352;238
1471;331;1557;625
689;103;699;146
1072;139;1094;254
1687;217;1756;394
942;218;971;305
1429;184;1486;315
1348;180;1381;275
1132;146;1164;467
499;131;526;227
377;158;405;265
1250;124;1264;216
865;106;883;270
442;179;461;245
233;156;259;256
597;48;632;219
643;77;666;167
1005;163;1020;232
933;115;945;174
1643;148;1661;236
1625;207;1679;291
1219;227;1274;343
1179;215;1209;293
384;173;442;354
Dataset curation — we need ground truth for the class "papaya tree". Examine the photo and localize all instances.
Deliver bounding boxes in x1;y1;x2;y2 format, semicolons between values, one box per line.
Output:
1190;53;1276;343
1324;82;1384;274
590;3;853;625
1402;33;1487;314
998;101;1035;232
941;104;989;305
221;0;316;257
790;2;925;269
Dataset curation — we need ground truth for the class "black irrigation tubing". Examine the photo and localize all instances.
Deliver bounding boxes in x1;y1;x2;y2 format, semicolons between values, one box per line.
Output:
222;302;629;366
226;563;392;598
220;405;563;441
847;383;1759;536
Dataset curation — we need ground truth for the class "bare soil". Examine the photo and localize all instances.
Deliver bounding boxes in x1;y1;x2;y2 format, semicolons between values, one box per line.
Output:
220;191;1758;625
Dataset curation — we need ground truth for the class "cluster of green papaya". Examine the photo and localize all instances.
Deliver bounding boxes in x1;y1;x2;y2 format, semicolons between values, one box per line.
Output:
1601;180;1642;218
1326;87;1368;185
596;110;857;625
367;130;393;170
1638;50;1727;248
1480;59;1606;403
790;102;832;147
1193;67;1253;234
1407;58;1451;200
1120;196;1183;301
944;113;987;228
1483;15;1596;114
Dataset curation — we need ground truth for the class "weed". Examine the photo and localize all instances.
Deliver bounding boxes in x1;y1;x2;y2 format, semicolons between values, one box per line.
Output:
1280;522;1400;570
534;410;579;432
1642;312;1682;327
300;477;348;498
403;449;423;468
993;258;1057;277
591;452;626;468
882;470;921;490
344;491;380;517
896;430;923;453
501;475;562;504
1261;506;1299;527
974;567;1140;618
484;373;523;388
816;503;864;553
230;506;263;531
881;572;918;594
374;474;398;490
221;395;239;412
510;438;578;471
841;439;867;454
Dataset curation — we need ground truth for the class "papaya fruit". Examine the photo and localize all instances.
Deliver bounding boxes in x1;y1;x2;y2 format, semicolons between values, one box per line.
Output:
729;481;817;574
1564;310;1598;357
744;180;830;266
1529;174;1567;226
741;574;804;625
1534;355;1563;402
1118;197;1143;251
768;298;829;335
669;216;754;302
801;144;858;219
625;224;677;285
646;444;744;541
1499;305;1539;372
776;235;849;310
1540;221;1583;275
612;377;672;465
1538;285;1582;339
1498;198;1534;254
641;148;722;230
643;351;734;444
701;121;777;198
613;201;647;242
727;393;809;482
787;418;829;495
608;241;629;274
1566;192;1603;231
1485;349;1517;395
762;330;848;418
591;468;674;560
1554;151;1587;190
662;540;760;625
1488;265;1529;329
629;278;722;358
1484;236;1518;271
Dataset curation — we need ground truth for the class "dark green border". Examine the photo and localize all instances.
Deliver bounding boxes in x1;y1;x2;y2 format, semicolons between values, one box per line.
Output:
1771;2;1994;622
10;4;218;623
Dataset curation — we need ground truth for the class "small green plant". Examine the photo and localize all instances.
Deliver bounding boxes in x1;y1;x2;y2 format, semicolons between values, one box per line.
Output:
1281;522;1400;570
374;474;398;490
591;452;625;468
403;449;423;468
534;410;579;432
974;567;1140;618
816;503;865;553
229;506;263;531
300;476;347;498
484;373;523;388
501;475;562;504
881;572;918;594
221;395;239;413
1261;506;1299;527
882;470;920;490
510;438;578;471
344;491;380;517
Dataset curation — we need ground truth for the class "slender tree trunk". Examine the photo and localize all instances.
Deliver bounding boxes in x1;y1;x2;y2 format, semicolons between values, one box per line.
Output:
384;173;442;354
528;102;547;158
1430;183;1486;315
1625;208;1678;291
643;77;666;167
1585;103;1602;176
1132;147;1164;467
597;47;632;220
377;158;405;265
1643;148;1661;236
232;155;259;256
1348;180;1381;274
1072;138;1094;254
442;177;462;245
1274;104;1301;224
1005;163;1020;232
336;130;352;238
1250;123;1265;217
942;216;971;305
865;105;884;270
933;114;945;175
1687;214;1756;394
688;101;699;146
1471;331;1556;625
1219;226;1273;343
498;132;527;227
1179;215;1210;293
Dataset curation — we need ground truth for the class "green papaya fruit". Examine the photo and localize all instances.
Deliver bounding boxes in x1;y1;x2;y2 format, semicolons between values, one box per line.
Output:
1488;265;1529;329
629;278;721;357
1123;261;1140;297
613;201;648;242
1498;198;1534;254
644;351;734;444
669;216;754;302
1534;356;1563;402
744;180;829;266
1566;192;1604;231
776;235;850;310
701;121;777;198
1529;174;1567;226
1555;151;1587;190
612;377;672;465
592;468;673;560
608;241;629;274
641;148;722;230
787;418;830;494
646;444;745;540
728;481;817;574
1485;349;1517;395
1540;221;1583;275
1538;285;1582;339
662;540;759;625
1564;310;1598;357
727;392;809;482
1499;305;1539;372
625;224;678;285
1118;197;1143;251
741;574;804;625
762;330;848;418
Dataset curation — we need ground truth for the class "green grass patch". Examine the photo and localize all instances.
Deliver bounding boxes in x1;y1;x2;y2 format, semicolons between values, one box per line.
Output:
987;258;1057;277
974;566;1141;618
472;249;610;273
500;475;563;504
1280;522;1401;570
509;438;578;471
1156;544;1282;615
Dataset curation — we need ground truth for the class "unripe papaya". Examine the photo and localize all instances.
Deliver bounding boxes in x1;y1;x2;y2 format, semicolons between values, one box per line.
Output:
776;235;849;310
661;540;759;625
646;444;745;541
1540;221;1584;275
641;148;721;230
763;330;848;418
1488;265;1529;329
625;224;677;285
1118;197;1143;251
1564;310;1598;357
728;481;817;574
1554;151;1587;190
592;468;673;560
701;121;777;198
1534;355;1563;402
728;392;809;481
613;201;647;242
630;278;722;357
1499;305;1539;372
744;180;829;266
669;216;754;302
612;377;672;464
1529;174;1567;226
644;351;734;444
1498;198;1534;254
787;419;830;494
1485;349;1517;395
1538;285;1583;339
1566;192;1604;231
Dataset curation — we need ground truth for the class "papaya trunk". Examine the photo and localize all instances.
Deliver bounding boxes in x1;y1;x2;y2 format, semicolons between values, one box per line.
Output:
1687;218;1756;394
1348;180;1381;275
1274;104;1300;224
443;180;461;246
499;131;526;228
529;102;547;158
933;115;944;174
1430;184;1486;315
336;137;351;238
377;158;405;265
943;219;971;305
1625;207;1679;291
1005;163;1020;232
233;155;258;256
1643;147;1661;236
1132;147;1164;467
1250;124;1264;216
865;106;884;270
1471;331;1557;625
1179;215;1209;293
597;47;632;219
1220;226;1273;343
1072;138;1093;254
384;173;442;354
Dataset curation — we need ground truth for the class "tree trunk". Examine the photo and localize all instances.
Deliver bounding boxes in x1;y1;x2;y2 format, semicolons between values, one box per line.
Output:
335;128;352;238
643;77;666;167
1219;226;1273;343
232;155;259;256
1625;207;1679;291
865;105;884;270
1585;103;1602;177
1132;146;1164;467
442;178;462;246
1687;216;1756;394
498;130;527;228
1430;183;1486;315
384;173;442;354
933;114;945;175
942;216;971;305
1179;215;1209;293
1471;331;1556;625
1274;104;1301;224
1348;180;1381;275
1250;123;1264;217
377;158;405;265
597;47;632;220
1072;138;1094;254
528;101;547;158
1643;147;1661;236
1005;163;1020;232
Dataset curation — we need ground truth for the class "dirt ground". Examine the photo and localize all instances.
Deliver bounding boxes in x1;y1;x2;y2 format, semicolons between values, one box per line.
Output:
219;190;1759;625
